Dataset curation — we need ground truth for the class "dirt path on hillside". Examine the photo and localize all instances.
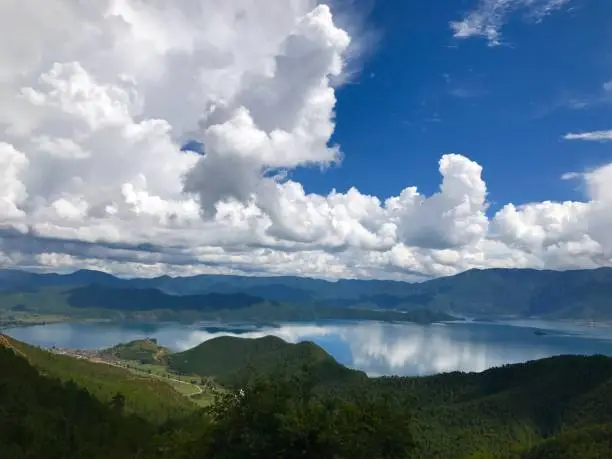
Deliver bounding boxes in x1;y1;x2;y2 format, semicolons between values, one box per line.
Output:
90;357;204;397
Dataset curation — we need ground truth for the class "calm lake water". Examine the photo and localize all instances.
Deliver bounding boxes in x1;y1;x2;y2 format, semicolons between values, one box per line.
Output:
5;320;612;376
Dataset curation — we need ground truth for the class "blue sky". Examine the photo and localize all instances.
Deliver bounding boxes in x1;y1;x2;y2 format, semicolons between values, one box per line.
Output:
294;0;612;212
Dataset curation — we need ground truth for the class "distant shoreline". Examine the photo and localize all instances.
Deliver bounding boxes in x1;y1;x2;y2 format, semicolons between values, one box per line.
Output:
0;316;112;330
3;315;612;335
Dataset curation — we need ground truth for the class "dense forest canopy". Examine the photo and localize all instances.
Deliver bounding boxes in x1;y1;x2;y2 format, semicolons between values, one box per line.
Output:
2;333;612;458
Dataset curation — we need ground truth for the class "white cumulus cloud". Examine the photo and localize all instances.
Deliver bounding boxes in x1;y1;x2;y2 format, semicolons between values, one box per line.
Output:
0;0;611;281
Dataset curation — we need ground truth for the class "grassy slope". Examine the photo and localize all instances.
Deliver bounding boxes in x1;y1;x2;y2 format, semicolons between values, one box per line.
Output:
0;345;155;459
1;335;195;422
100;340;220;406
168;335;367;389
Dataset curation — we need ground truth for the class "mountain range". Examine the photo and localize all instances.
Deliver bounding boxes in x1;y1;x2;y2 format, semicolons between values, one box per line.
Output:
1;266;612;320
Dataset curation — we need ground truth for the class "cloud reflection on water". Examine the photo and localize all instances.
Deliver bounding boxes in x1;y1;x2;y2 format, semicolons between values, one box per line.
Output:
6;320;612;377
172;321;559;376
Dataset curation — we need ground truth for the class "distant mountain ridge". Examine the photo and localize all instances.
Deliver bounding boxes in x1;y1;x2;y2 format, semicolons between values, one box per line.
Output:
0;282;455;325
66;285;264;311
1;267;612;320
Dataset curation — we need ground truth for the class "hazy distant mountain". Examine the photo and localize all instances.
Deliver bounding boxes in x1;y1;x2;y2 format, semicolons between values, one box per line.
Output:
411;267;612;318
0;269;126;291
0;283;455;325
1;267;612;320
66;285;264;312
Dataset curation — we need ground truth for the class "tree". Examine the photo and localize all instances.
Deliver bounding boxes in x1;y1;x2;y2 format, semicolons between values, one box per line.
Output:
110;392;126;413
188;369;415;459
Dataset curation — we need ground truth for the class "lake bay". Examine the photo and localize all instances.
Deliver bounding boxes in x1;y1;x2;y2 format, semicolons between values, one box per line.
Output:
5;320;612;376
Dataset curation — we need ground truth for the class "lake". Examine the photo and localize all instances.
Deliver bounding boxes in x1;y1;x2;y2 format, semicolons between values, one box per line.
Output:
5;319;612;376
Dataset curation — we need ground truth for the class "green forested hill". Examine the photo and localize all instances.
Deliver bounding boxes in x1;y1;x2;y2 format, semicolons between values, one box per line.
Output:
0;340;411;459
363;355;612;458
102;338;170;365
519;423;612;459
2;333;612;458
168;335;367;389
0;345;154;459
2;335;194;422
